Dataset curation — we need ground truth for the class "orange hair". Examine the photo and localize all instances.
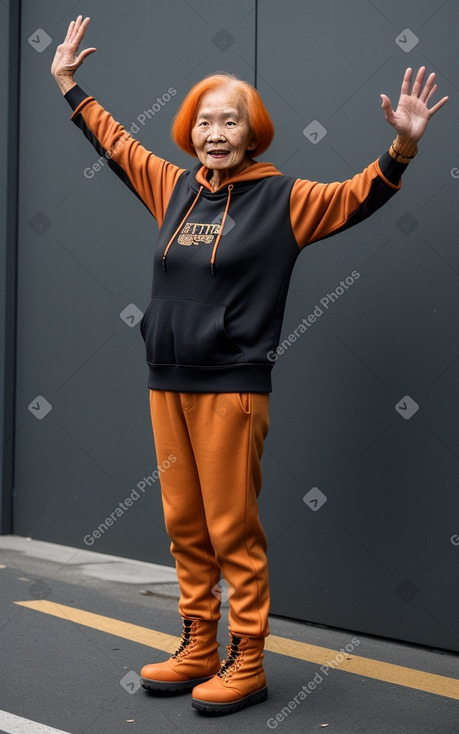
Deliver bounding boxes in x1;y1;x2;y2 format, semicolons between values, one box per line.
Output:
171;72;274;158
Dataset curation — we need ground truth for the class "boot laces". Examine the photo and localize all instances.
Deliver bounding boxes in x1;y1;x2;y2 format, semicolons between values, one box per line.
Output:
172;619;196;660
217;636;244;679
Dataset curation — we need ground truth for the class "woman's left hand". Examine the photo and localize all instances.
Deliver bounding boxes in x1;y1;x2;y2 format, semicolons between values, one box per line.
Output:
380;66;448;144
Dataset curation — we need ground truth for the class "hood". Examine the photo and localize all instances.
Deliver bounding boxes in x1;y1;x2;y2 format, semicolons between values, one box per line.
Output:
194;161;283;193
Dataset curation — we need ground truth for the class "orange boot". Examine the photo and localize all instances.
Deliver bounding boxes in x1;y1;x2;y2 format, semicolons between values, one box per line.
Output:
140;618;220;693
191;632;268;714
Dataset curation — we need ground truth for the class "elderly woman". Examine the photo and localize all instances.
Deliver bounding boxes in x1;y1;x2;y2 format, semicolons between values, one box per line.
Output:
51;16;447;716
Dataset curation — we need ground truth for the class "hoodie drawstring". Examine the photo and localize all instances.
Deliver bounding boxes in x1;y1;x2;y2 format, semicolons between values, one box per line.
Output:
162;186;204;271
162;183;233;276
210;184;233;276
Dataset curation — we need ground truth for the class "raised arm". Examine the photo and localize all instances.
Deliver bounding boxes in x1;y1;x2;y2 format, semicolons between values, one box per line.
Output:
290;66;449;249
50;16;185;225
51;15;97;95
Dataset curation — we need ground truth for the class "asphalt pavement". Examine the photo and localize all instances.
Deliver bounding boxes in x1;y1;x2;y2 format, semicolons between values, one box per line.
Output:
0;535;458;734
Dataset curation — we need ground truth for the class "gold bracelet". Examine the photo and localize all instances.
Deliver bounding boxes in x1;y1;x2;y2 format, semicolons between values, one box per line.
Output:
389;140;418;164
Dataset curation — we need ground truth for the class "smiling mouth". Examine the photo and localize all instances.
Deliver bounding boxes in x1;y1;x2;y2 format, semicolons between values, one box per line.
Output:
208;150;230;158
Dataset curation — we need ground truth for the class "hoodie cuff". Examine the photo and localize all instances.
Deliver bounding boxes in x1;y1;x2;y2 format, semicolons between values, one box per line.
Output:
378;150;409;186
64;84;91;112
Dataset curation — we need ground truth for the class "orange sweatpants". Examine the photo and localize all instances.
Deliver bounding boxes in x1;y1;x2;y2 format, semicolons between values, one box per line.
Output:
149;390;270;638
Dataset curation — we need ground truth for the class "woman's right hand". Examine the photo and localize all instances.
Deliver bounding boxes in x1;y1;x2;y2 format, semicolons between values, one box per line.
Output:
51;15;97;94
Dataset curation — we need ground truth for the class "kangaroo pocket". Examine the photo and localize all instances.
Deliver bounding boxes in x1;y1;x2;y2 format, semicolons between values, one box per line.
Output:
140;296;245;367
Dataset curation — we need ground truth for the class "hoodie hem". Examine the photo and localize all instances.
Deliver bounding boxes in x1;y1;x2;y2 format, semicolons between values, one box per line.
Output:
146;364;273;393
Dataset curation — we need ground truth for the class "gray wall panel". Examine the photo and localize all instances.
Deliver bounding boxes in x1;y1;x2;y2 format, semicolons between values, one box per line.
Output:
9;0;459;652
258;0;459;651
14;0;255;562
1;0;20;533
0;0;10;532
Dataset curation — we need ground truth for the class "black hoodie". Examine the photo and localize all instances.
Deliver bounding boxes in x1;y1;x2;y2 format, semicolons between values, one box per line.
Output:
65;85;407;392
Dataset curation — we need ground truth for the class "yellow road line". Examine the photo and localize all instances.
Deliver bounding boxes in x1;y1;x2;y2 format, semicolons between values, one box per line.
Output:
15;600;459;700
265;634;459;700
15;600;180;654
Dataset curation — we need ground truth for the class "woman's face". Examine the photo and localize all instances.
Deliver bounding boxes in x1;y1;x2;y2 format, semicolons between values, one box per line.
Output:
191;86;257;180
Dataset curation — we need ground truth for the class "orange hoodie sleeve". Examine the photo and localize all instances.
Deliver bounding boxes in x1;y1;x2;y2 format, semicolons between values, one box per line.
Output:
290;153;406;250
65;85;186;227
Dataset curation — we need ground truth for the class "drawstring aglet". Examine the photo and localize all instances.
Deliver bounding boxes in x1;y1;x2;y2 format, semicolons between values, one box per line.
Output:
162;257;167;271
210;262;215;276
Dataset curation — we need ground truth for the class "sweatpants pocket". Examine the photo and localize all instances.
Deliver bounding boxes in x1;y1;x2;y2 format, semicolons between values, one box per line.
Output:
236;392;251;414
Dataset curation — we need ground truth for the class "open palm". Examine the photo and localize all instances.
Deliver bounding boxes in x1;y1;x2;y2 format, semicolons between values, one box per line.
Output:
51;15;96;80
381;67;448;142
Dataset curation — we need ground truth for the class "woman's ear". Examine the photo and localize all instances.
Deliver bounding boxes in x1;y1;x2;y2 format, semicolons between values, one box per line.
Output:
247;134;258;152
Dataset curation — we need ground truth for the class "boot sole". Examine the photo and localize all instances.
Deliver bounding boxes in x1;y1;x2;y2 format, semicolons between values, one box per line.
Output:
191;685;268;715
141;675;214;694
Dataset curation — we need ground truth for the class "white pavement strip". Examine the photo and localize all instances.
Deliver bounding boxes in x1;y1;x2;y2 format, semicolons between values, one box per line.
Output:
0;711;71;734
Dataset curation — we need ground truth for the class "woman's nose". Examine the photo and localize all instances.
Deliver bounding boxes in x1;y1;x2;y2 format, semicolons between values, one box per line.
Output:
207;126;225;141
